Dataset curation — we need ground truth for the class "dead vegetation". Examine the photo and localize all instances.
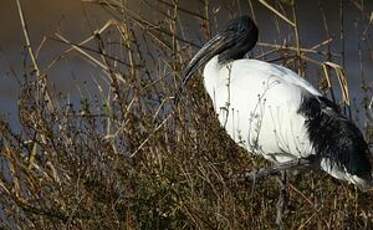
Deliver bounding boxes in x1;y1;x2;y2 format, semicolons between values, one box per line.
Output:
0;0;372;229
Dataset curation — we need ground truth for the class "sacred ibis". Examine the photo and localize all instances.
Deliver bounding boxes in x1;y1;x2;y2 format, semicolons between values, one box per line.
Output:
179;15;373;190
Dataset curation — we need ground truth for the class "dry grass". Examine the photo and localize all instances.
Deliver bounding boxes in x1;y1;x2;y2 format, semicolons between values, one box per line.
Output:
0;0;372;229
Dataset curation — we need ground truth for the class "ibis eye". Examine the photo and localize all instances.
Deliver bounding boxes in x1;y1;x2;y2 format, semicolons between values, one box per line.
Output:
238;25;246;33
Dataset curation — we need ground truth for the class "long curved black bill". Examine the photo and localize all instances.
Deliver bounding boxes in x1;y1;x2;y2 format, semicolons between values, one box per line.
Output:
174;30;238;105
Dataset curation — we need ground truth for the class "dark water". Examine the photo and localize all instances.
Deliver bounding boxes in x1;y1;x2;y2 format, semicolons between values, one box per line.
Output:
0;0;372;128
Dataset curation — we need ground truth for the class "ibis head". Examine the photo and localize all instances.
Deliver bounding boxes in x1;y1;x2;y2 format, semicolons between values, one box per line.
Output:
181;16;258;88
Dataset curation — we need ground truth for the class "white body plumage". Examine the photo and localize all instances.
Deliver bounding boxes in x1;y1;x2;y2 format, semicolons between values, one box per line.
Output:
204;56;318;162
203;56;369;187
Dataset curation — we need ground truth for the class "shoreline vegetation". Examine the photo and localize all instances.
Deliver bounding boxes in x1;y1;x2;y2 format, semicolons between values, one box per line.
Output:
0;0;372;229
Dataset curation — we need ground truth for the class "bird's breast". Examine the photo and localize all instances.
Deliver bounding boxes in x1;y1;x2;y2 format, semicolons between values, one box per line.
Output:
203;57;316;163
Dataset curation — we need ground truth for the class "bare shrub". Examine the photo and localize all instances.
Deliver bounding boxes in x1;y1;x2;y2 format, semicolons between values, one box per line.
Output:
0;0;372;229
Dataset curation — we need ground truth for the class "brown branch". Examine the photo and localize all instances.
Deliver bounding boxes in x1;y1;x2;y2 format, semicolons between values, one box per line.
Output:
15;0;54;110
367;96;373;123
15;0;40;77
155;0;206;20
